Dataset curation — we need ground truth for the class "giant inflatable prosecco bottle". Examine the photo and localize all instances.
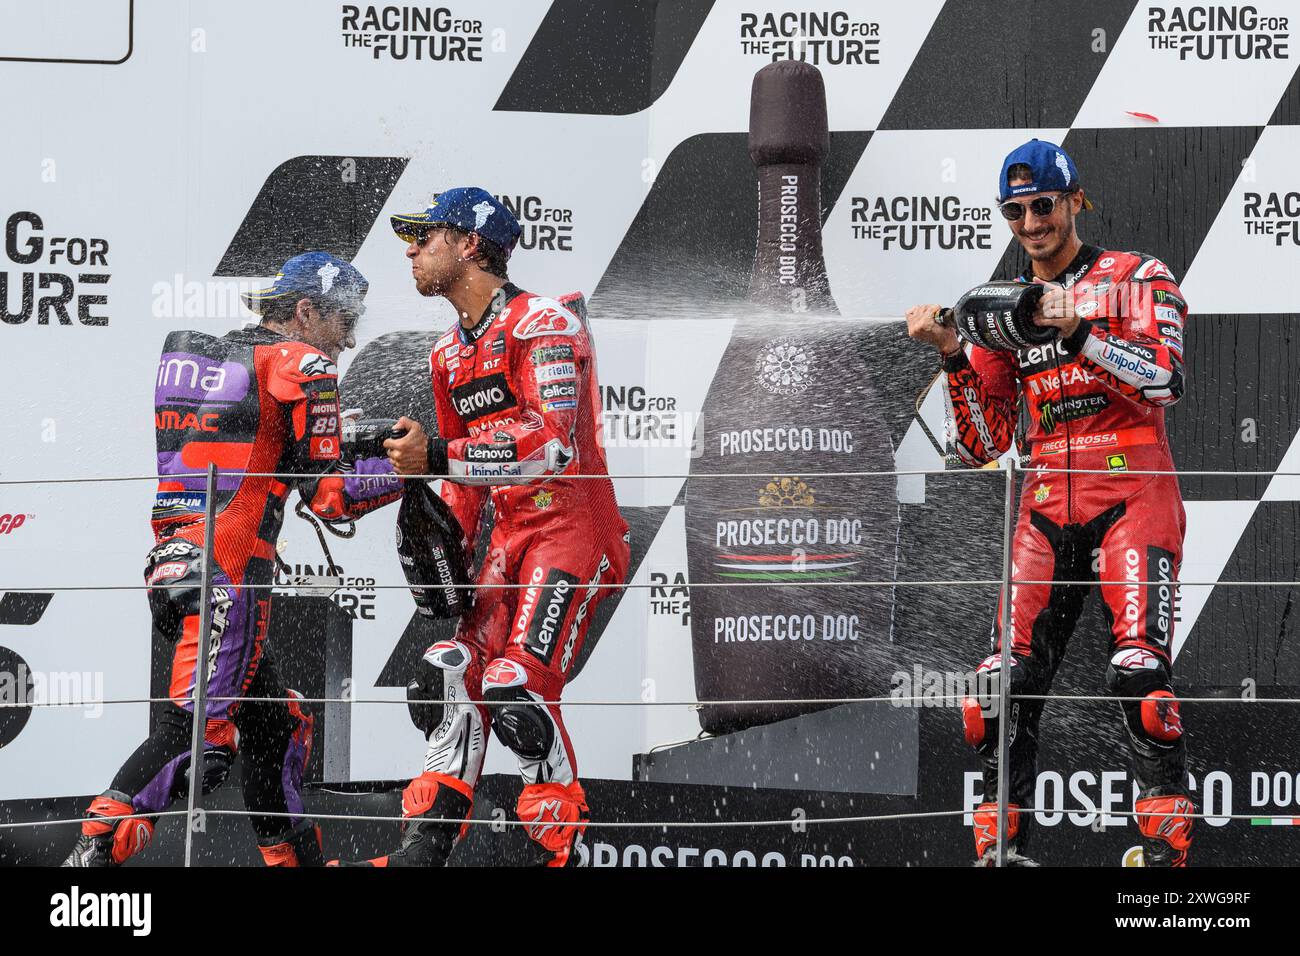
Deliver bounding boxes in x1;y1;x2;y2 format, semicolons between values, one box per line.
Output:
685;60;900;734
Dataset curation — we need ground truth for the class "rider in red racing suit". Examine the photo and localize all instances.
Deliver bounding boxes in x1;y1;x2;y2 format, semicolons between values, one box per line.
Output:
346;189;629;867
909;142;1192;866
947;245;1191;863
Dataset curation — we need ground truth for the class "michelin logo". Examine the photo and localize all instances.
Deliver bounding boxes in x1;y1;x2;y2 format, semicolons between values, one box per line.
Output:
318;263;340;292
1055;151;1071;185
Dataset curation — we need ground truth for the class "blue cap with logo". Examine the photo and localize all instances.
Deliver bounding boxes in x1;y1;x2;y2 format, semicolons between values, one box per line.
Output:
998;139;1094;208
242;251;368;315
390;186;523;258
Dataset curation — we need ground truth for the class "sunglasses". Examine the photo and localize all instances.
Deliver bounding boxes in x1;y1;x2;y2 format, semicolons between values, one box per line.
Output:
410;223;455;245
998;190;1077;221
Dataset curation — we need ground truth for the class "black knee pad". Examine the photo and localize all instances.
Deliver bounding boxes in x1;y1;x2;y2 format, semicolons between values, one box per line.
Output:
483;685;552;761
145;538;205;642
1107;648;1180;746
153;705;236;800
194;749;234;795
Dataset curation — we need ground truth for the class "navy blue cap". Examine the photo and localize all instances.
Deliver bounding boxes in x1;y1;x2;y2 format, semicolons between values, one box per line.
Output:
998;139;1094;208
390;186;522;258
242;252;368;315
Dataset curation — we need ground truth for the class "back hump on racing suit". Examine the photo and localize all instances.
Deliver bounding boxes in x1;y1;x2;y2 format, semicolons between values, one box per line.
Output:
152;326;349;582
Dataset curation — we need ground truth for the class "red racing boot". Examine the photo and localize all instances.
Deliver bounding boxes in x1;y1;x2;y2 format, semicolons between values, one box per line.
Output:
1136;791;1193;867
518;781;589;867
331;772;474;867
61;792;154;867
258;822;325;867
972;802;1037;867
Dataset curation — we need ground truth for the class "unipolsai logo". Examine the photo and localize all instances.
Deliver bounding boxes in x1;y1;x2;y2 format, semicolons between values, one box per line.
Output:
498;194;575;253
2;211;110;327
755;337;816;396
848;195;993;251
1242;190;1300;247
738;10;881;65
340;5;485;61
1146;5;1291;60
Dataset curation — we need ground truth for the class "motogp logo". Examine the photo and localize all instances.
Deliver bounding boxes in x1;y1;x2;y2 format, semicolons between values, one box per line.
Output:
0;514;29;535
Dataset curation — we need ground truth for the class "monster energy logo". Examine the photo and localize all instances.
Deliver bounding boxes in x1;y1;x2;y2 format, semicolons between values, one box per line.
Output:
1037;393;1110;434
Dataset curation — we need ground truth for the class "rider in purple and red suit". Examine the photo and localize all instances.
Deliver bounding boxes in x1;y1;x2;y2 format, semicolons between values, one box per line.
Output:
907;141;1192;866
63;253;402;867
337;188;629;868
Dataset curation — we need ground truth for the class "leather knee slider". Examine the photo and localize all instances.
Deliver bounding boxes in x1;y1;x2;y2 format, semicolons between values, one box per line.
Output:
482;658;552;761
1108;648;1181;743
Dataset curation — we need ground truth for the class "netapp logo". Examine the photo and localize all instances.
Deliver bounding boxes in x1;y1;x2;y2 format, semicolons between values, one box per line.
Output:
1243;191;1300;246
849;196;992;250
2;211;110;326
498;195;574;252
738;11;880;65
340;5;485;61
1147;5;1290;59
451;373;514;419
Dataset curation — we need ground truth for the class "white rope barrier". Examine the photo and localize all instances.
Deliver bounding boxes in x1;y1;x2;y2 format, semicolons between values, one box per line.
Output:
1;466;1298;486
4;805;1293;833
1;692;1292;710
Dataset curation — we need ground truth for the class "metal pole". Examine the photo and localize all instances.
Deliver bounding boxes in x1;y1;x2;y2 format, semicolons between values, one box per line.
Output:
995;456;1016;867
183;463;219;868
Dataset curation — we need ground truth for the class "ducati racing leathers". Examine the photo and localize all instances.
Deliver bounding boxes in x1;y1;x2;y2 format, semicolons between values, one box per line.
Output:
366;285;629;868
946;245;1192;865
